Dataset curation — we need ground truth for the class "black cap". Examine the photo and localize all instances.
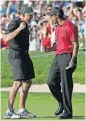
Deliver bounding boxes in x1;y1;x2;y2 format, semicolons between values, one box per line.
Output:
22;7;36;15
52;7;64;16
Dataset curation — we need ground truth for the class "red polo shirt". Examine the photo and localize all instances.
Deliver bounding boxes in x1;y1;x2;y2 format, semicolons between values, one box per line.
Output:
55;20;78;54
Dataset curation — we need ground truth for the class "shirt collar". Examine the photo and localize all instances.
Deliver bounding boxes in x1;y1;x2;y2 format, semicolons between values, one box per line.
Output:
59;20;67;27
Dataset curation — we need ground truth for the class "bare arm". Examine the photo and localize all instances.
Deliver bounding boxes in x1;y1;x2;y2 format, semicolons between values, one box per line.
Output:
5;22;26;42
66;22;79;67
67;9;73;17
66;40;79;69
70;41;79;62
6;2;13;18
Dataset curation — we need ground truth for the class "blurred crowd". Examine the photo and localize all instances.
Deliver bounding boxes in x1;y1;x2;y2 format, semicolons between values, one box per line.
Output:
0;0;86;51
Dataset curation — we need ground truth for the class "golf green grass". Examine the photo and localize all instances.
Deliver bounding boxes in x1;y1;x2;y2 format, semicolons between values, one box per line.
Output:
1;92;85;120
1;50;85;87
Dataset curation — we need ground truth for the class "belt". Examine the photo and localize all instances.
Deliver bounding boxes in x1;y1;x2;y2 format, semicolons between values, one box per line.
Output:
9;48;28;53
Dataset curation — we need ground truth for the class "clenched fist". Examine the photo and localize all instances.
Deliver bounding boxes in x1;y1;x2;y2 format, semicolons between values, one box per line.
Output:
19;22;26;30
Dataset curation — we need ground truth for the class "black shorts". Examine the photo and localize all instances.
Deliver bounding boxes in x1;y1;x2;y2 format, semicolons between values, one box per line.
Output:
8;49;35;82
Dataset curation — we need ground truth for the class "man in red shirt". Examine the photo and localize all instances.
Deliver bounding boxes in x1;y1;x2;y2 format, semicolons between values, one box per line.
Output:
46;8;79;119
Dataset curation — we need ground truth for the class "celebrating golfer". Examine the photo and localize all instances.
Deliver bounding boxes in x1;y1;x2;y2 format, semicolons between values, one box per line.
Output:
46;8;79;119
4;7;36;119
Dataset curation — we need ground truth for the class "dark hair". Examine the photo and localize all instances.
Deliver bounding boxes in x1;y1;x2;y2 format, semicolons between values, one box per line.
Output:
59;15;65;20
76;9;82;12
1;28;6;31
1;28;7;34
48;5;52;8
75;2;85;8
56;9;65;19
58;9;64;18
46;4;52;10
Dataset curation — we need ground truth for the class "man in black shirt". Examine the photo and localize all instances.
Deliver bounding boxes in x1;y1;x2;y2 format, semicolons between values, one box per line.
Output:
4;7;36;119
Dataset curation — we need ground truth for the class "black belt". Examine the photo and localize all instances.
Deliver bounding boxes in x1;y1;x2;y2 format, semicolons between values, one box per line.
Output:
56;53;72;55
9;48;28;53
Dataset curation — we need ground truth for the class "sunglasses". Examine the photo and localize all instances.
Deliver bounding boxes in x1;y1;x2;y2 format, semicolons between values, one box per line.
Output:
48;9;52;11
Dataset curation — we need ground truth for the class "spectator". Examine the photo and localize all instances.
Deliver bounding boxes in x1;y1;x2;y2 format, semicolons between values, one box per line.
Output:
52;0;64;8
82;5;86;20
43;4;52;19
0;1;8;16
6;1;16;18
0;1;85;51
29;21;39;51
76;9;85;50
0;28;8;49
48;14;57;46
38;18;51;51
68;10;78;26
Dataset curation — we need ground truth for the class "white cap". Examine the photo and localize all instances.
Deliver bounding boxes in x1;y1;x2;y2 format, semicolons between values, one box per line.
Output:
23;0;28;4
31;21;37;27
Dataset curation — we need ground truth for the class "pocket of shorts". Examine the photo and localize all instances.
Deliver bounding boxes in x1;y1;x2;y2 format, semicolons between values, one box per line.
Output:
9;50;22;59
8;50;16;59
15;51;21;58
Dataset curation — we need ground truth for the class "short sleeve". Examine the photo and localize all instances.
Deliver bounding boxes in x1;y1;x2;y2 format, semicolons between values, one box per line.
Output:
7;18;20;33
67;22;78;42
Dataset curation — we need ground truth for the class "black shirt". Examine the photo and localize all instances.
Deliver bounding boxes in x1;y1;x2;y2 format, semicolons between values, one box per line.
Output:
7;17;29;51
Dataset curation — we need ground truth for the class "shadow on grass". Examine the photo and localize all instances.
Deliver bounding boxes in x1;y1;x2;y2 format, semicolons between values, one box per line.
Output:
37;116;56;118
73;116;85;119
1;116;85;120
37;116;85;119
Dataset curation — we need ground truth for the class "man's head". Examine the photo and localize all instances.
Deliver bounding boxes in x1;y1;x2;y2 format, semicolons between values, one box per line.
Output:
52;7;66;25
46;5;52;15
1;28;6;39
76;9;82;19
53;7;65;20
20;7;35;23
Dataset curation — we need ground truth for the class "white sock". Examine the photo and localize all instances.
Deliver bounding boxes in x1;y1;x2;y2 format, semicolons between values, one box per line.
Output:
6;109;13;113
18;108;26;113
